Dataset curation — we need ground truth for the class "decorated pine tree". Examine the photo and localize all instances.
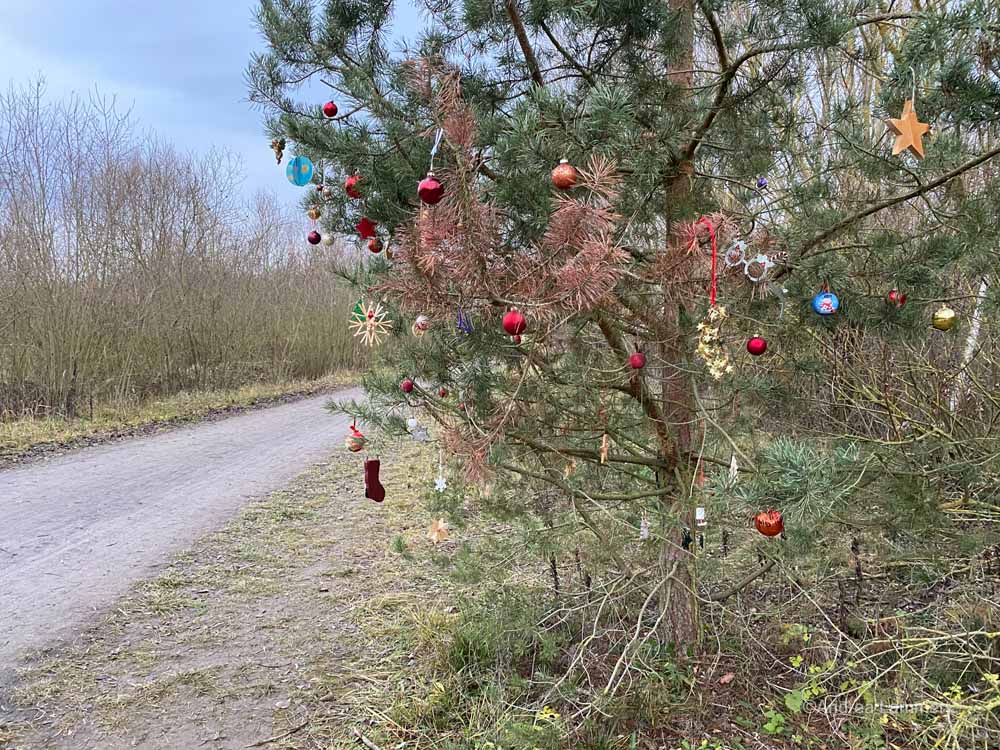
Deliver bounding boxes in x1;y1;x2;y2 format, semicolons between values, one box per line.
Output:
250;0;1000;742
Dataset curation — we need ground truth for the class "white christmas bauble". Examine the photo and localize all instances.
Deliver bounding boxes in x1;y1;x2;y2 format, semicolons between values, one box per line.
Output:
406;417;418;430
321;234;335;246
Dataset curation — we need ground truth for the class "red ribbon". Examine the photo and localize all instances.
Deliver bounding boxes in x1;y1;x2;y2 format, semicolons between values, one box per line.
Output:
696;216;718;305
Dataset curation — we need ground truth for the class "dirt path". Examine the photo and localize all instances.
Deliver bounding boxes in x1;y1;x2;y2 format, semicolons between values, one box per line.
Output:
0;388;362;670
1;435;437;750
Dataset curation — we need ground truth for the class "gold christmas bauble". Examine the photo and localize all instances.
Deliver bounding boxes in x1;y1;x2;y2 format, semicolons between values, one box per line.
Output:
932;305;957;331
307;207;321;221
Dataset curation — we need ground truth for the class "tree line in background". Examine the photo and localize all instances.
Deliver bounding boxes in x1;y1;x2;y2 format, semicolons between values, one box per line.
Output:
0;82;358;419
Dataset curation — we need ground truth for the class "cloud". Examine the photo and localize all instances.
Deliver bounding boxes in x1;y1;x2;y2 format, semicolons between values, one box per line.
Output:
0;0;428;202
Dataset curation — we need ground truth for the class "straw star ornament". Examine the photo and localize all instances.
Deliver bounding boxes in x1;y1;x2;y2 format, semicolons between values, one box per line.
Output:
349;299;392;347
428;518;449;544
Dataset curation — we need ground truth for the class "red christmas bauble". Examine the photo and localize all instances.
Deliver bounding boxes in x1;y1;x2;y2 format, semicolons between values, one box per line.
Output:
458;402;466;411
438;387;448;398
513;335;522;344
417;172;444;205
502;309;527;336
746;336;767;356
322;101;338;118
344;174;362;200
551;159;578;190
401;378;415;394
754;509;784;537
356;217;377;239
368;238;382;253
629;351;646;369
307;230;322;245
887;289;907;308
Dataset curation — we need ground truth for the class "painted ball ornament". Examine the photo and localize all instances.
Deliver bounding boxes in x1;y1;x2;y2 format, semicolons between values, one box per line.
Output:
345;425;366;452
812;290;840;316
368;238;382;254
746;336;768;356
629;351;646;370
401;378;415;394
286;155;314;187
887;289;907;308
344;174;362;200
754;509;784;537
411;315;431;336
322;101;338;118
502;309;527;336
932;305;957;331
551;159;578;190
417;172;444;205
307;230;322;245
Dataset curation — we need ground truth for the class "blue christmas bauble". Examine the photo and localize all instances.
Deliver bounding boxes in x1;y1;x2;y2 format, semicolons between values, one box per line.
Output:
286;155;314;187
812;291;839;316
756;177;768;189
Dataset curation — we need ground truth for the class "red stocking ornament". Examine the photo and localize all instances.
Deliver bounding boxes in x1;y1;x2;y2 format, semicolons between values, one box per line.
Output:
364;458;385;503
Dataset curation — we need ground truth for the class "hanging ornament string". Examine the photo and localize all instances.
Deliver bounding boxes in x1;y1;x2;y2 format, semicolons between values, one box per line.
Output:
429;128;444;172
696;216;718;305
434;446;448;492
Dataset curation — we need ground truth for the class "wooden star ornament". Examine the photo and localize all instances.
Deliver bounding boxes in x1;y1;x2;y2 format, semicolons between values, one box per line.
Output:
886;99;930;159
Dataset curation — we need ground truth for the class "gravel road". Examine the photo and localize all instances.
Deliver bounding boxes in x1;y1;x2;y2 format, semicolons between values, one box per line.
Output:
0;388;362;669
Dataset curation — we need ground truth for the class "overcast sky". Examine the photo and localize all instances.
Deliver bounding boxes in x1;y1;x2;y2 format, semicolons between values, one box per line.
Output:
0;0;422;205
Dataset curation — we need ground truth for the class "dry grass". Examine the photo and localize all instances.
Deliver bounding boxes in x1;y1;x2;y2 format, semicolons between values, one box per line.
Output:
0;371;355;461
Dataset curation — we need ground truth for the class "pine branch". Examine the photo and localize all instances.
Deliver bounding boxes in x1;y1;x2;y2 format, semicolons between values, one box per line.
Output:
697;0;729;70
681;12;923;162
539;20;595;85
594;313;677;465
791;143;1000;266
504;0;545;88
705;559;776;602
511;432;669;469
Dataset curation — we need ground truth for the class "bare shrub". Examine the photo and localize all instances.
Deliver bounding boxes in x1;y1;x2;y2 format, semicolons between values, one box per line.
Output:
0;82;359;418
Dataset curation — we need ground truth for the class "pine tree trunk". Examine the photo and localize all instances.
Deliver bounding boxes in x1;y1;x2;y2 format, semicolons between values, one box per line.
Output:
655;0;700;652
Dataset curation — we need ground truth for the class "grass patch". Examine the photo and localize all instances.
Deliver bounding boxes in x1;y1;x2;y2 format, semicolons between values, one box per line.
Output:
0;371;355;460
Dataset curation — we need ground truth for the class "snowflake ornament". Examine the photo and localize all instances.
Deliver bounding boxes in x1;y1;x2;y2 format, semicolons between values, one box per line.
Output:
349;299;392;347
434;448;447;492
